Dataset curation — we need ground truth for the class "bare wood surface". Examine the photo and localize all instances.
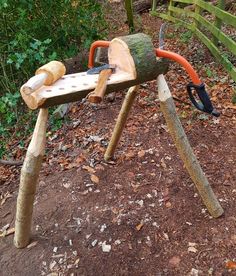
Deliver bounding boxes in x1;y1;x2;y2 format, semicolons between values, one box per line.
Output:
104;86;139;161
88;68;113;103
20;33;169;110
14;108;48;248
157;74;223;218
21;61;66;95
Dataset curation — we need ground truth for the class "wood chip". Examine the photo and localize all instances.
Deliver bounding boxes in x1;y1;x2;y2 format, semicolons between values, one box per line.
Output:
74;258;80;265
91;174;99;184
136;222;144;231
0;227;15;237
27;241;38;248
188;246;198;253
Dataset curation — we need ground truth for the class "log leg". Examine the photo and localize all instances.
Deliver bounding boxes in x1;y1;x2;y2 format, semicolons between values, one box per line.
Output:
157;74;223;218
14;108;48;248
104;86;139;161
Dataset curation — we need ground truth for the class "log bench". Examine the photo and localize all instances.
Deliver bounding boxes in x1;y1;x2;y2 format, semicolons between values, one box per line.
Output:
14;33;223;249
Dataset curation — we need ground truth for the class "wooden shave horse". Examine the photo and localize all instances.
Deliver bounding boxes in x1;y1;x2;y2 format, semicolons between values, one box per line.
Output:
14;33;223;249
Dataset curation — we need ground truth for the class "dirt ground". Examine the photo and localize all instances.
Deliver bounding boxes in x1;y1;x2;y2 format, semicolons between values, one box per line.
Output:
0;2;236;276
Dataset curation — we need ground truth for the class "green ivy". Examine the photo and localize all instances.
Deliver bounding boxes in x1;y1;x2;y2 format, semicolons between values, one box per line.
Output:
0;0;107;158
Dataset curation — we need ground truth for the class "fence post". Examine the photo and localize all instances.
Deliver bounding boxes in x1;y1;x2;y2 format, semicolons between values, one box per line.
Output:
212;0;225;45
125;0;134;33
168;0;174;17
194;3;202;29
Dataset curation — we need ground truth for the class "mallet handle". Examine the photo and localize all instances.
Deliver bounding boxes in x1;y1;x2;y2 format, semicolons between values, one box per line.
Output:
21;73;48;95
88;69;112;103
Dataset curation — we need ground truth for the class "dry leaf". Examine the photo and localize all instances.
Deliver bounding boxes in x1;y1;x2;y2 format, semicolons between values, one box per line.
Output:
82;165;96;174
136;222;144;231
169;256;181;267
138;150;145;158
226;260;236;269
91;174;99;184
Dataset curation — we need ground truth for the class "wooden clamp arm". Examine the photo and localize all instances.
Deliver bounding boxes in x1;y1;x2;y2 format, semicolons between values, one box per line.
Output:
21;73;48;95
88;68;112;103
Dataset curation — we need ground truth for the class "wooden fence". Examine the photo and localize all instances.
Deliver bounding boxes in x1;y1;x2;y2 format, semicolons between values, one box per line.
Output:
159;0;236;82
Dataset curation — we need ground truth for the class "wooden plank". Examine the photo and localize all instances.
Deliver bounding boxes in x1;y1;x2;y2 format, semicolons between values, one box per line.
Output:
194;29;236;82
160;13;236;82
195;14;236;56
169;6;236;56
212;0;225;45
194;4;202;28
173;0;236;27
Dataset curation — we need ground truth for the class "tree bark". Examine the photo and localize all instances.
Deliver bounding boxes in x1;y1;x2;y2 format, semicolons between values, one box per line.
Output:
157;74;223;218
14;108;48;248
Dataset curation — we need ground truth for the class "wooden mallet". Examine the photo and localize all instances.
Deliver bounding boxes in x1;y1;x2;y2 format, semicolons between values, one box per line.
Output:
21;61;66;95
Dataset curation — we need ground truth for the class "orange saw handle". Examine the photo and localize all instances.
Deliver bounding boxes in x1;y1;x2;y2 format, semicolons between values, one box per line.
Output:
88;40;110;68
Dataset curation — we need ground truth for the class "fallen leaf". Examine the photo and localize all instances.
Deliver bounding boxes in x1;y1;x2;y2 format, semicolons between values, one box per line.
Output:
136;222;144;231
82;165;96;174
169;256;181;267
226;105;236;110
91;174;99;184
226;260;236;269
138;150;145;158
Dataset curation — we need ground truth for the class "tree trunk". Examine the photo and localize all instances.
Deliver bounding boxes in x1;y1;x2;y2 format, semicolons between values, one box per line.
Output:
157;74;223;218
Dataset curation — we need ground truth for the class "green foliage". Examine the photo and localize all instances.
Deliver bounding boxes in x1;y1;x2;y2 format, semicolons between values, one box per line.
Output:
205;67;214;78
180;30;193;43
0;0;107;158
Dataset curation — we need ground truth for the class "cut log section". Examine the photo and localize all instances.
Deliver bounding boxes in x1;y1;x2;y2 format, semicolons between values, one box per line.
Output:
20;33;168;110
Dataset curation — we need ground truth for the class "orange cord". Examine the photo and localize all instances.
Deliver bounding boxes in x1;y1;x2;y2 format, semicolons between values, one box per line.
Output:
156;49;202;85
87;40;202;85
88;40;110;68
